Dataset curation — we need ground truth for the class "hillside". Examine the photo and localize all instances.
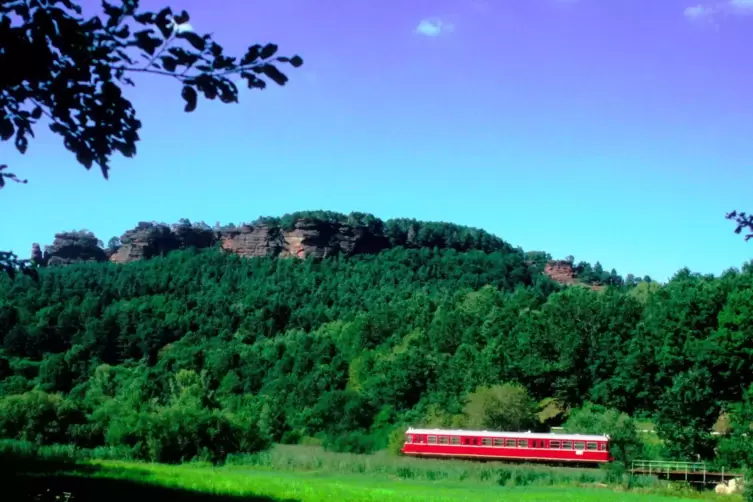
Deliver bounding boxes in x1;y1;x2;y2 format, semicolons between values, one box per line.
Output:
30;210;631;288
1;210;751;471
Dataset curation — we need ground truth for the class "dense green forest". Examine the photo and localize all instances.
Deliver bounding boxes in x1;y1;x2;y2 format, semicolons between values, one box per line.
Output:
0;212;751;472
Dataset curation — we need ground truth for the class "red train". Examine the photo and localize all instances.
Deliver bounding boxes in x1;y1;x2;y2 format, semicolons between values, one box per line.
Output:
401;428;612;465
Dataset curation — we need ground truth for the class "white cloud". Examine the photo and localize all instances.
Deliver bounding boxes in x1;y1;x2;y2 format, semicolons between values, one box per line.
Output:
684;4;715;18
729;0;753;13
684;0;753;23
415;18;454;37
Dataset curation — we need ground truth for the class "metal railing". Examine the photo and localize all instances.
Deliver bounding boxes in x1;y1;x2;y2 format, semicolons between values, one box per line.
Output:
631;460;707;475
631;460;744;484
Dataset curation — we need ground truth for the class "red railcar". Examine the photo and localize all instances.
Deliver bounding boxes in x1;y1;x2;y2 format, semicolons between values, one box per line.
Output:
401;428;612;464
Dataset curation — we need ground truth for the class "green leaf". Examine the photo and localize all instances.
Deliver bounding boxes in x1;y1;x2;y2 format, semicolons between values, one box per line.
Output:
133;12;155;24
161;55;178;72
14;133;28;154
179;31;206;51
114;24;130;39
182;86;198;112
259;64;288;86
133;30;162;55
241;45;262;66
277;55;303;68
240;72;267;90
0;117;14;141
173;10;190;25
102;0;122;28
260;43;278;59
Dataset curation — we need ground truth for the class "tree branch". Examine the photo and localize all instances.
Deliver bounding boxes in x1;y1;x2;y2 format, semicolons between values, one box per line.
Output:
726;211;753;242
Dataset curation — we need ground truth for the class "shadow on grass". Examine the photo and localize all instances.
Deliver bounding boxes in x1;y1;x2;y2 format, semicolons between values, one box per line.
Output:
2;451;300;502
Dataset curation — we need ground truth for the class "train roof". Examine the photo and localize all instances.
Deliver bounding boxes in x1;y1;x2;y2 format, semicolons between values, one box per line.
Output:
406;428;609;442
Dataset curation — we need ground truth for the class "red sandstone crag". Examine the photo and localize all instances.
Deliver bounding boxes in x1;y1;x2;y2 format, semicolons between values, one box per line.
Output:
218;224;284;258
37;231;107;266
218;219;389;260
544;260;578;285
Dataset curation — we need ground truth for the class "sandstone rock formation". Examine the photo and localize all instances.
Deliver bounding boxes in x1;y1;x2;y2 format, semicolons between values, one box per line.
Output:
35;218;392;267
218;224;285;258
35;231;107;266
109;221;214;264
30;243;43;264
544;260;578;285
32;217;603;291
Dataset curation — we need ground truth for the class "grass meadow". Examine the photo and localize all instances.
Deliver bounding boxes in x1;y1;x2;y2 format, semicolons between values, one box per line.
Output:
4;442;743;502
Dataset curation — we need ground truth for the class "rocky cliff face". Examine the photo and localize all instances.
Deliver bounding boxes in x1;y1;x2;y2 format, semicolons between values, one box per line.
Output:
32;231;108;267
31;219;601;289
35;218;390;267
109;221;216;264
544;260;578;285
543;259;603;290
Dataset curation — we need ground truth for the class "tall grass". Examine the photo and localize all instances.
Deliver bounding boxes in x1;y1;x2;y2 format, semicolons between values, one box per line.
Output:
227;444;638;488
3;440;738;500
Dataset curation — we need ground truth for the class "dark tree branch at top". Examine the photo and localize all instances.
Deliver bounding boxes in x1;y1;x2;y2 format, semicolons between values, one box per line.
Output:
0;0;303;185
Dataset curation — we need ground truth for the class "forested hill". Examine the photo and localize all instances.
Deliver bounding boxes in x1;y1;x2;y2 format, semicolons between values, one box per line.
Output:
31;210;632;287
1;211;751;470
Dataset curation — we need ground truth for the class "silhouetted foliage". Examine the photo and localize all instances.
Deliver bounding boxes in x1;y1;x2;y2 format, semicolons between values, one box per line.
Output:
0;0;303;183
0;251;37;281
728;210;753;242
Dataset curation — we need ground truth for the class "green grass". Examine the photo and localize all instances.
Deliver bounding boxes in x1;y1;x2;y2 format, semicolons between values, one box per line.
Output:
64;460;724;502
5;442;743;502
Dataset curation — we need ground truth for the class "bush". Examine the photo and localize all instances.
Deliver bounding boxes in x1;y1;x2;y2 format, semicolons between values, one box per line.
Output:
387;425;408;456
0;391;85;445
106;404;269;464
563;402;642;466
463;383;538;432
322;431;377;454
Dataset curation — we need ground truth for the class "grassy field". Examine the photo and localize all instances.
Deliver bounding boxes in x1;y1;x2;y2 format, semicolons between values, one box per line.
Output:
6;443;744;502
20;460;733;502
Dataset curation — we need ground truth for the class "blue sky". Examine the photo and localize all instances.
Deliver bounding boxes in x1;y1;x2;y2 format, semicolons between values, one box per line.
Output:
2;0;752;282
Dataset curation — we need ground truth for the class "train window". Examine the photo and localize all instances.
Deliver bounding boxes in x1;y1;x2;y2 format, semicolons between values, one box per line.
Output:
406;435;413;443
493;438;504;447
518;439;528;448
481;438;492;446
505;439;516;447
599;443;607;451
586;442;598;451
563;441;573;449
549;440;560;449
450;436;460;445
439;436;449;445
574;441;585;450
428;436;437;444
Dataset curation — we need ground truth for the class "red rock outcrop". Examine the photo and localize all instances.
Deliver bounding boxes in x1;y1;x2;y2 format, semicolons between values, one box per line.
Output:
109;220;217;263
218;224;284;258
217;219;390;260
544;259;604;290
544;260;578;285
39;231;108;266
